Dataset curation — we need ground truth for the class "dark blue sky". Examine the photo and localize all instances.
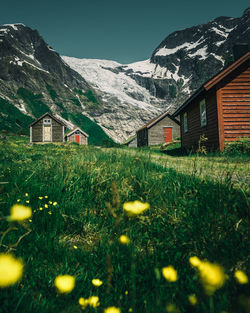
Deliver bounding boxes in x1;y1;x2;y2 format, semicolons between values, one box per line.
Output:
0;0;249;63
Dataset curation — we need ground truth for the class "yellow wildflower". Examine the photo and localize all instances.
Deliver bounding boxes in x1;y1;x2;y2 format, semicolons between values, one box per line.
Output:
39;197;43;200
25;193;28;197
45;196;48;198
129;309;133;312
10;204;32;221
104;307;121;313
166;303;179;313
28;219;32;223
79;297;89;309
39;207;43;211
53;202;57;206
125;290;128;295
88;296;100;308
26;200;30;204
198;261;226;295
162;266;178;282
54;275;75;293
49;201;52;204
123;200;149;216
0;254;23;287
234;270;248;284
119;235;130;245
73;245;78;249
44;204;48;208
189;256;201;267
92;278;103;287
48;211;52;215
188;294;197;306
17;199;21;202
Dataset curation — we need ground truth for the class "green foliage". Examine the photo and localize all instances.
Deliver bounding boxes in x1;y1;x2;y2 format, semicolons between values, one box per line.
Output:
0;97;33;134
46;84;58;101
73;88;84;95
224;138;250;155
61;112;113;146
169;84;177;98
71;97;81;107
0;141;249;313
84;89;99;104
17;87;50;118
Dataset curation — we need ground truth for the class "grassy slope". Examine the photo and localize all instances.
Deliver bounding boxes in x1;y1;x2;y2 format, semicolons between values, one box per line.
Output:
0;139;249;313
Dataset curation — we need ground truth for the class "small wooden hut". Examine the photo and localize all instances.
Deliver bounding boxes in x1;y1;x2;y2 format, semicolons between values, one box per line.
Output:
136;112;180;147
65;127;89;145
30;112;66;143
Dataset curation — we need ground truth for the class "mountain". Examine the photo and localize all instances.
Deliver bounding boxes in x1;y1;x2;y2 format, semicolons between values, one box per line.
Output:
0;8;249;143
0;23;112;145
63;7;250;141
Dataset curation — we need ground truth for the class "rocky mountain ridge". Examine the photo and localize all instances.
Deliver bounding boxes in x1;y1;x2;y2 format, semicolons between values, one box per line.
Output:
0;7;249;143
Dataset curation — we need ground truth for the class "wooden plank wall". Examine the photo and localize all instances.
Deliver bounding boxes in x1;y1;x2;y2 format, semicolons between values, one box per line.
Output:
67;133;87;145
52;119;63;142
181;90;220;150
220;64;250;142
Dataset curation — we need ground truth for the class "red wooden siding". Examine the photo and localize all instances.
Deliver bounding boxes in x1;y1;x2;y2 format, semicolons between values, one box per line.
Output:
220;66;250;143
67;132;87;145
180;90;220;150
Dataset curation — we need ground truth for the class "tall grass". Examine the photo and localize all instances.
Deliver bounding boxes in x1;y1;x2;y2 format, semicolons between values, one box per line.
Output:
0;139;249;313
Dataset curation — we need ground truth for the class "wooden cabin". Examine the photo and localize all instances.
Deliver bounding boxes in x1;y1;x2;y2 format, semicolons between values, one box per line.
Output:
173;49;250;151
65;127;89;145
136;112;180;147
30;112;66;143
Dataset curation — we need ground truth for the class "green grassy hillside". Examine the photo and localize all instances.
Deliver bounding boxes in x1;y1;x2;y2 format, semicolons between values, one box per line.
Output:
0;139;249;313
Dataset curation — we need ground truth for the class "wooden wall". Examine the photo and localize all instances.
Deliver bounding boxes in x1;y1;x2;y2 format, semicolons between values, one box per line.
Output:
218;61;250;149
31;115;64;142
148;115;180;146
181;90;220;150
137;128;148;147
67;133;87;145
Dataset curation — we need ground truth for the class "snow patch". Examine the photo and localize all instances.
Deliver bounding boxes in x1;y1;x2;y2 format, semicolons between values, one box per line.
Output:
188;46;208;60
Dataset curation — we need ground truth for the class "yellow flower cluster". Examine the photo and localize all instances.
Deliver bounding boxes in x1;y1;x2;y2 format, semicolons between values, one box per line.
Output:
234;270;248;284
54;275;75;293
119;235;130;245
92;278;103;287
79;296;100;309
123;200;150;216
189;256;226;295
10;204;32;222
162;266;178;282
0;254;23;287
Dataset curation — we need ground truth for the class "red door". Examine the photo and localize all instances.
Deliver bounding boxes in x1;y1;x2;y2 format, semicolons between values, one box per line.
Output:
164;127;172;143
75;134;80;144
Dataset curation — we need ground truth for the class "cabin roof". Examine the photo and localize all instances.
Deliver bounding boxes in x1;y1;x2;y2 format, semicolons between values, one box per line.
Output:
65;127;89;137
137;111;180;132
29;112;67;127
173;50;250;117
122;134;136;145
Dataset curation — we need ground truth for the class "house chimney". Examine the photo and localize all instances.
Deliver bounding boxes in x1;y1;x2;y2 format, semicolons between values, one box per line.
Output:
232;43;249;61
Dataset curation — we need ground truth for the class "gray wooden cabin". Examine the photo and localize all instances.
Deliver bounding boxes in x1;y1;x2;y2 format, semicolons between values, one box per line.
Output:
65;127;89;145
137;112;180;147
30;112;66;143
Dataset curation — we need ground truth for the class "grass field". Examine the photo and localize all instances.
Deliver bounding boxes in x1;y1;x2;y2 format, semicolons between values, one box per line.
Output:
0;137;249;313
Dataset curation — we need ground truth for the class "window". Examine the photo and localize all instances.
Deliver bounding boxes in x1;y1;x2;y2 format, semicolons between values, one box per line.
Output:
43;119;51;125
184;112;188;133
200;99;207;127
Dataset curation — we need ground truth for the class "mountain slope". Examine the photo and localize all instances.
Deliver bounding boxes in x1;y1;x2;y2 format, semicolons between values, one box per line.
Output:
0;23;112;145
63;7;250;139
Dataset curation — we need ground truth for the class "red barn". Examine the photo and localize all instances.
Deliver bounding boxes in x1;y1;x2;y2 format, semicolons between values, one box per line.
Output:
65;127;89;145
173;49;250;151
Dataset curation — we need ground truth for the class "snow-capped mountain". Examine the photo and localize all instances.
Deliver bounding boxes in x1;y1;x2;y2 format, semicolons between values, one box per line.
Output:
0;7;249;143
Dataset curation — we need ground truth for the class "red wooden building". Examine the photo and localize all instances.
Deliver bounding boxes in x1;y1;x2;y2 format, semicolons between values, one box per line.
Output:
173;50;250;151
65;127;89;145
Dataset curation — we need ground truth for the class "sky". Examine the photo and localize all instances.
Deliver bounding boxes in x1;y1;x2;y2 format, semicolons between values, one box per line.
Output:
0;0;249;64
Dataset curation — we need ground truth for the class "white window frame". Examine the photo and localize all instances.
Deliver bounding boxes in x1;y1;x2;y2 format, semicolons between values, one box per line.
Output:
43;119;51;125
200;99;207;127
184;112;188;133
